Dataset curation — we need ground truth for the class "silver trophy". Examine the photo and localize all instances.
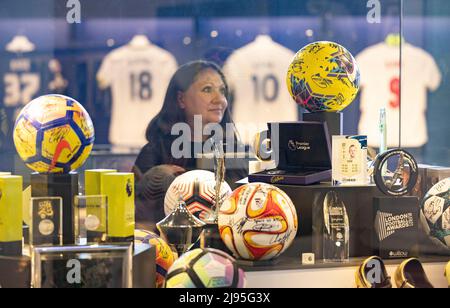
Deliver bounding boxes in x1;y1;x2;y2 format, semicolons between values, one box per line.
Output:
200;139;231;250
156;193;205;257
208;139;226;223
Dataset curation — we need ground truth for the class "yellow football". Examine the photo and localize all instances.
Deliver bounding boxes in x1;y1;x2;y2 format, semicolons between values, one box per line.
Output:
13;94;94;173
287;41;360;112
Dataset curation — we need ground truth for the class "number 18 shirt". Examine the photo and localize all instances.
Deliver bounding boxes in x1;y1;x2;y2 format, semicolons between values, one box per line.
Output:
356;42;441;148
97;44;178;147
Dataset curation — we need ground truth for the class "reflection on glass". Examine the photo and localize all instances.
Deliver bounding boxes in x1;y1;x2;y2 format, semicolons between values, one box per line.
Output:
31;244;132;288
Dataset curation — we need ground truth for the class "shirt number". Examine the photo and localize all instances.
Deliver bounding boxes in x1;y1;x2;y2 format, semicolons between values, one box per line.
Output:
4;73;40;107
130;71;152;101
389;77;400;109
252;74;279;103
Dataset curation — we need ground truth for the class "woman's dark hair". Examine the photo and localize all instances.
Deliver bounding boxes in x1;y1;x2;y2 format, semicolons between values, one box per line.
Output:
145;60;236;142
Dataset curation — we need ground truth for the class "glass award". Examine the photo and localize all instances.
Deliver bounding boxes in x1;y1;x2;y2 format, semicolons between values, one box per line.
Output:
74;195;108;245
30;197;63;247
323;191;350;263
31;244;132;288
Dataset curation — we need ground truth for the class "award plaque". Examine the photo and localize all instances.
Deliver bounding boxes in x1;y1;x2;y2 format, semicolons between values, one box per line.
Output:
374;196;419;259
31;172;79;245
74;195;108;244
332;135;368;186
30;197;62;246
323;191;350;263
31;244;132;288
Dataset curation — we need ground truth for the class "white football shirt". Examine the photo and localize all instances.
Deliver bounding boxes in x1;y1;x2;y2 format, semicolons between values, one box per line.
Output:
356;42;441;148
97;43;177;147
223;35;298;145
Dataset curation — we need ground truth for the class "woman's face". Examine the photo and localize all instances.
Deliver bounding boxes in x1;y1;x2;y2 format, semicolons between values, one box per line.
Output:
179;68;228;126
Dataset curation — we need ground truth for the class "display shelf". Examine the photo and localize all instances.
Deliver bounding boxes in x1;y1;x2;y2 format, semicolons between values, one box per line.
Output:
240;255;449;272
244;258;449;288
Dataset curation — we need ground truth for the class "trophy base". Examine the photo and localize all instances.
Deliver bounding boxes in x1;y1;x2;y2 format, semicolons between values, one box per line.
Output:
236;258;280;267
0;241;22;256
303;111;343;137
31;172;79;245
200;223;233;255
87;231;108;244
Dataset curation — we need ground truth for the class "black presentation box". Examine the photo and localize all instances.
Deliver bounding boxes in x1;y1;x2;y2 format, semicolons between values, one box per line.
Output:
248;121;332;185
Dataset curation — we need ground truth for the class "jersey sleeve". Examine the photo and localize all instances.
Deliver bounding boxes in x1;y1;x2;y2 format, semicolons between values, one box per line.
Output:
424;53;442;91
355;51;369;88
96;54;113;89
167;55;178;78
355;50;371;112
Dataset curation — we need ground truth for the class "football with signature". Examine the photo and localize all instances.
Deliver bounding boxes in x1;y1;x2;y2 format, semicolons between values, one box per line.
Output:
13;94;94;173
420;178;450;249
218;183;298;261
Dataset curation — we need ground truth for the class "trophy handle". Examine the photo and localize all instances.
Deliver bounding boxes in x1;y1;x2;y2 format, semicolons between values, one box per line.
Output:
253;130;273;162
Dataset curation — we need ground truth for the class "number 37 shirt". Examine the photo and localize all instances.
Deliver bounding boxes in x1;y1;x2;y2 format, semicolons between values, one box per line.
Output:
356;42;441;148
97;44;177;147
0;54;67;151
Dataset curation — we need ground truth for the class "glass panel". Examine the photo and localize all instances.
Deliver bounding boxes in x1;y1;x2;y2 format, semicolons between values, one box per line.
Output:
1;0;448;288
402;0;449;167
402;0;450;259
31;244;132;288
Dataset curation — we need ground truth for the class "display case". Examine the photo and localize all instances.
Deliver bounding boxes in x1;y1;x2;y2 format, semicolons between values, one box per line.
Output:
0;0;449;289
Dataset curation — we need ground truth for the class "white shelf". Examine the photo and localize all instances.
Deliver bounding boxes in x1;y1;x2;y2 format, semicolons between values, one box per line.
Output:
245;261;449;288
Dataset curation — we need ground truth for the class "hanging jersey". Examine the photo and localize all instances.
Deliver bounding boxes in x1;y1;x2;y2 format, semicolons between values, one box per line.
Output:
60;51;111;145
356;42;441;148
0;53;68;151
223;35;298;145
97;44;178;148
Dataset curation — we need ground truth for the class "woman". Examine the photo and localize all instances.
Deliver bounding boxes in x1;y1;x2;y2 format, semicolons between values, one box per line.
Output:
134;60;245;178
134;60;247;229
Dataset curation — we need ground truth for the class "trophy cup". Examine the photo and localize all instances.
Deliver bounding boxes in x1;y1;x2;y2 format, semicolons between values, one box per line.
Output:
208;139;226;223
156;195;205;257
